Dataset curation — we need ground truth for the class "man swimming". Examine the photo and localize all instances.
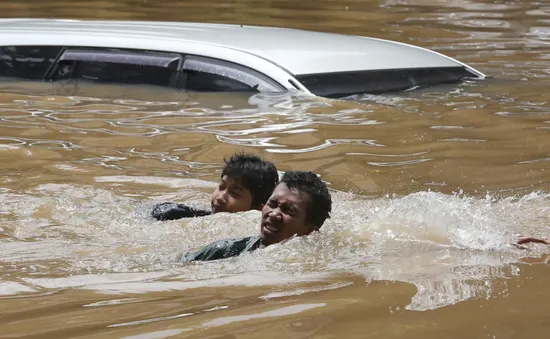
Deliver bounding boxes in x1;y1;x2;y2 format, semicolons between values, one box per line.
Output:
152;152;279;220
179;170;332;262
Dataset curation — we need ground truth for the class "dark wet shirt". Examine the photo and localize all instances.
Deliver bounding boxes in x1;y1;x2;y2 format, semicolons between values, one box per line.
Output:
180;236;262;262
151;202;211;221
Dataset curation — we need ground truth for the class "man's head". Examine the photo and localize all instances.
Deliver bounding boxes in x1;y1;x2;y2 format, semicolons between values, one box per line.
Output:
260;171;332;246
211;153;279;214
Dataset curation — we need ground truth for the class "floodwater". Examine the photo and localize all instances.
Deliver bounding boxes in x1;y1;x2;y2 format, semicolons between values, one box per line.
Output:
1;0;550;338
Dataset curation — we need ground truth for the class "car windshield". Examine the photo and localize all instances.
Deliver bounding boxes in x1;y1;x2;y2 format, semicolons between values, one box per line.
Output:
295;67;480;98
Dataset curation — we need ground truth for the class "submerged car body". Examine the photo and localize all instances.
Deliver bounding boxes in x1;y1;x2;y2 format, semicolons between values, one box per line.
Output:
0;19;485;98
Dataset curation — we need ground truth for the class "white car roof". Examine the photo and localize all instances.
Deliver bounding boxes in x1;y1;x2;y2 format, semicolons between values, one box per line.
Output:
0;19;480;77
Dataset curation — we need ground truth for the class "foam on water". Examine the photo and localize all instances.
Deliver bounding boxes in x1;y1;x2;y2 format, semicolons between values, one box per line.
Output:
1;179;549;310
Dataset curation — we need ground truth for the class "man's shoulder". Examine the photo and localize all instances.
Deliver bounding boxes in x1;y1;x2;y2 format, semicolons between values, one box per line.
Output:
180;236;260;262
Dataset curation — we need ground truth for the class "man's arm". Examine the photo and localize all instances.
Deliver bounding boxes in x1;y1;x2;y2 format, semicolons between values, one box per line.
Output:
516;237;549;246
151;202;211;221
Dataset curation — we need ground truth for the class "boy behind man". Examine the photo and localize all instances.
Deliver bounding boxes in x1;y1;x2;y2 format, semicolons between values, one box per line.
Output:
152;153;279;220
180;171;332;262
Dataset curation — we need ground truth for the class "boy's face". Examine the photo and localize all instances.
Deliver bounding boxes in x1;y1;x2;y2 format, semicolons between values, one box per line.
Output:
260;183;314;246
211;175;254;214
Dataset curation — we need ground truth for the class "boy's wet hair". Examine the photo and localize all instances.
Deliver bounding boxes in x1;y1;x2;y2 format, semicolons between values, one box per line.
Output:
280;171;332;229
221;153;279;208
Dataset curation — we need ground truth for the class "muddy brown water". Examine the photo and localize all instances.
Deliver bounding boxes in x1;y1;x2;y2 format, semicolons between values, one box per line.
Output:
1;1;550;338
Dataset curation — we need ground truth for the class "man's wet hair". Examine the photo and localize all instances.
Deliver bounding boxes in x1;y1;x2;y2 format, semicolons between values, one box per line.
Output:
280;171;332;229
221;153;279;208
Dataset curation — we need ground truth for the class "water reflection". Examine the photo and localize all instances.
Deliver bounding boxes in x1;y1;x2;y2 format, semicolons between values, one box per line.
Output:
3;77;550;196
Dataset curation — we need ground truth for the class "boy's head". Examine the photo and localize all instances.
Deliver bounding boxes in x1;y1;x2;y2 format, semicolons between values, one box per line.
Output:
260;171;332;246
211;152;279;214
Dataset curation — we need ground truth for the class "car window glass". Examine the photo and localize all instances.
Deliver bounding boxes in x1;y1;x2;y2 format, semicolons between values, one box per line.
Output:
52;49;181;87
296;67;479;98
181;56;284;93
0;46;62;80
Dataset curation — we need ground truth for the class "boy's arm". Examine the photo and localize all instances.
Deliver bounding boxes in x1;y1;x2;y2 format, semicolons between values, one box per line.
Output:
151;202;211;221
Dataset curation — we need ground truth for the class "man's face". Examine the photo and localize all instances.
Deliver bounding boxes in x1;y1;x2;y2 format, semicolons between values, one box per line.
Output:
260;183;314;246
211;175;254;214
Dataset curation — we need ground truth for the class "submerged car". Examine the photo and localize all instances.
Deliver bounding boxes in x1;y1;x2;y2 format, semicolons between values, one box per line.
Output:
0;19;485;98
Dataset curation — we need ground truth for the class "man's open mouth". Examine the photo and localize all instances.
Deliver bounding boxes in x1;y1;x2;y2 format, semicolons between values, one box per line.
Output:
262;222;280;235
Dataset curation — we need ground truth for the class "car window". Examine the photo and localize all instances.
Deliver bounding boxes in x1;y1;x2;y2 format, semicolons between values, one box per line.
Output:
295;67;480;98
51;49;181;87
0;46;62;80
181;56;284;93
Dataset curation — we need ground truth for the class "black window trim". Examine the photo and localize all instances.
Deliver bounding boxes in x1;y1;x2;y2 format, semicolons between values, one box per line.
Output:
45;47;184;86
1;45;286;92
59;49;182;68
